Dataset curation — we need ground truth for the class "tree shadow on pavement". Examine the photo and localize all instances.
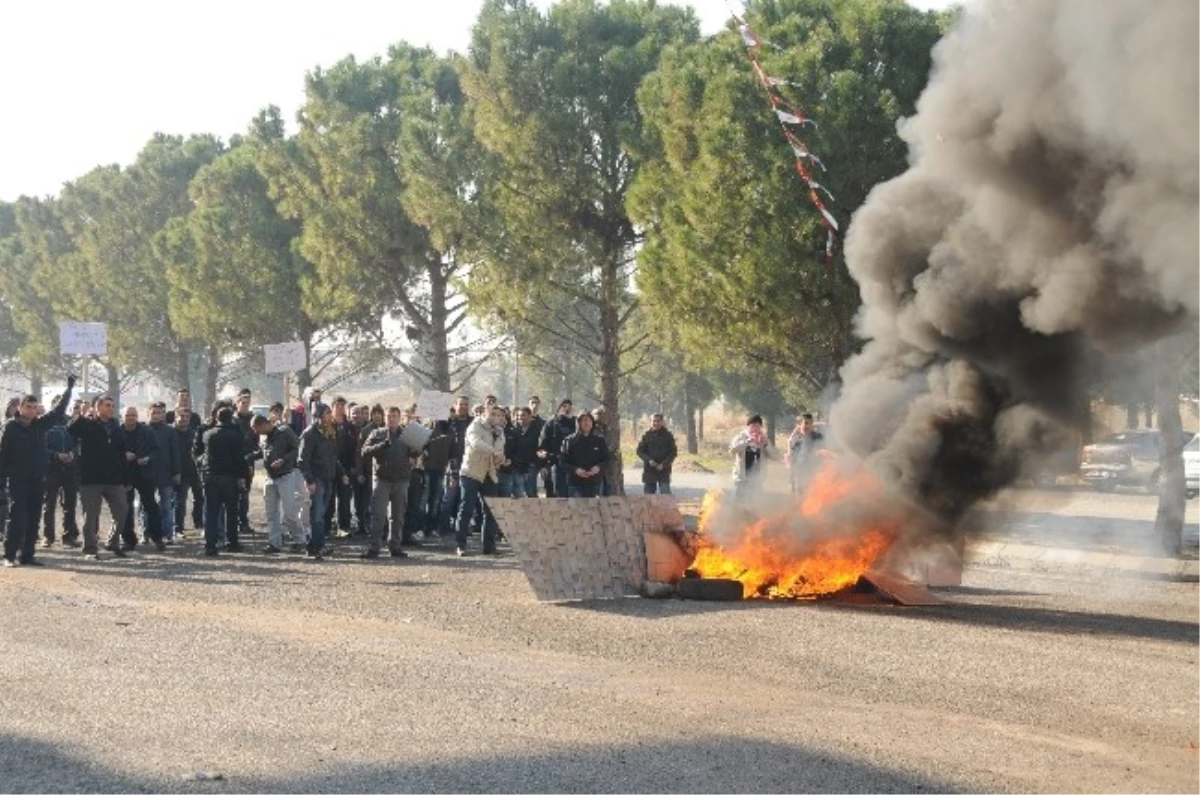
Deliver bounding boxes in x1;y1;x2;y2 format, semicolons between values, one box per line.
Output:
819;600;1199;646
0;731;957;794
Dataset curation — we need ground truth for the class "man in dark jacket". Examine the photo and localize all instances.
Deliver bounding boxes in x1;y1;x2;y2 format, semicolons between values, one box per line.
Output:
199;406;247;556
351;404;375;536
422;418;453;537
528;396;550;498
173;406;203;534
251;414;302;554
297;403;344;560
234;389;257;537
0;381;74;566
42;393;81;548
145;403;181;542
511;407;542;498
560;411;608;498
69;393;131;559
117;405;165;552
538;399;576;498
360;406;419;559
325;397;358;536
636;413;678;495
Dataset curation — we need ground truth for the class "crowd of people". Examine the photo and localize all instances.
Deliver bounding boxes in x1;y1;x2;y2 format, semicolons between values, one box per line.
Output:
0;381;694;567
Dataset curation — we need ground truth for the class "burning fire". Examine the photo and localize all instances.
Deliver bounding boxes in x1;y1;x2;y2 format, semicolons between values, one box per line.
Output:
691;459;903;599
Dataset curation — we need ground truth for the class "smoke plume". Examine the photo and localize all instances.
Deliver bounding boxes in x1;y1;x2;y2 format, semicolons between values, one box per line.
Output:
831;0;1198;533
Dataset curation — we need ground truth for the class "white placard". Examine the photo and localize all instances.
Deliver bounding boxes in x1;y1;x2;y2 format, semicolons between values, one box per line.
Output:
414;389;456;420
59;321;107;355
263;341;307;374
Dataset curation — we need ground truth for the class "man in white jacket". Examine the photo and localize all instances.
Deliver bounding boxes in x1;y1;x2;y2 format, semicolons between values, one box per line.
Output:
729;414;768;500
455;405;506;556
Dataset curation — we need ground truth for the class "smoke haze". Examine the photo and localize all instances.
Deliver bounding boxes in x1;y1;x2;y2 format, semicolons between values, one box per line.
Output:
831;0;1199;534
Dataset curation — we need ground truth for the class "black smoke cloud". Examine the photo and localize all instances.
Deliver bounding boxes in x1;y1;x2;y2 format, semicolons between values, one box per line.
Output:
830;0;1198;530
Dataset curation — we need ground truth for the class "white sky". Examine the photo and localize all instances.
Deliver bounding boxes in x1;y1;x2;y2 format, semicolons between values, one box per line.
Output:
0;0;954;201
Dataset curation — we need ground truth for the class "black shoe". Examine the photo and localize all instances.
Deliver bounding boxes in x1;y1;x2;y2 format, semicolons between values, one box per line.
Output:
289;544;306;554
399;537;422;547
389;549;408;559
153;540;167;552
120;543;137;553
201;548;219;558
262;545;282;555
223;543;246;553
19;558;45;567
360;549;380;559
305;549;324;560
63;536;81;548
106;546;127;558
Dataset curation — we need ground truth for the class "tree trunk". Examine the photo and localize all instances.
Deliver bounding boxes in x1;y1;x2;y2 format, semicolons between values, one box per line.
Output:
30;370;43;398
697;406;704;443
203;346;221;413
766;413;777;448
426;264;452;391
683;377;698;455
1154;340;1186;558
600;253;623;496
176;344;191;393
105;363;121;410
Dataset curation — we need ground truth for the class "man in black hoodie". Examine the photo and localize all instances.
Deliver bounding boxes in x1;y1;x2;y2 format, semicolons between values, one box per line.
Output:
0;380;74;566
538;399;576;498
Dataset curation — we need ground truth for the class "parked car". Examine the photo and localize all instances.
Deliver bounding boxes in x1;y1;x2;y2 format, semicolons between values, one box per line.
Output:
1079;429;1195;493
1184;436;1199;499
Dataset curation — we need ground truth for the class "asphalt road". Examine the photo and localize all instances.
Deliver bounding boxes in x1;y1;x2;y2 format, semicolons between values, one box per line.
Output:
0;489;1196;793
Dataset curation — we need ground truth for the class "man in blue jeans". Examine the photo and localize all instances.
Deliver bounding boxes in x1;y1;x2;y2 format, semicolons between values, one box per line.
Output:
455;405;505;556
298;404;344;560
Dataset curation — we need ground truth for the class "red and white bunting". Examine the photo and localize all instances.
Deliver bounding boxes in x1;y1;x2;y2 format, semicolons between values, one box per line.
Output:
733;11;839;268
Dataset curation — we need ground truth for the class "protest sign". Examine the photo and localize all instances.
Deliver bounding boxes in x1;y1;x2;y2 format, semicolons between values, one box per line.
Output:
59;321;107;356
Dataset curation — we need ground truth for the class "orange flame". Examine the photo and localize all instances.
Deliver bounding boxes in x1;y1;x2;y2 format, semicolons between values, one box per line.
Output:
691;459;902;599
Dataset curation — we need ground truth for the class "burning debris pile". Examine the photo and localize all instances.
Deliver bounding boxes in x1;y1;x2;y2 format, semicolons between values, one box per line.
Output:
826;0;1198;539
689;459;911;599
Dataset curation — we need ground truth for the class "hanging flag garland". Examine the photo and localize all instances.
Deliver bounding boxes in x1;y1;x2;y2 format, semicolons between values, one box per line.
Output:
731;10;839;268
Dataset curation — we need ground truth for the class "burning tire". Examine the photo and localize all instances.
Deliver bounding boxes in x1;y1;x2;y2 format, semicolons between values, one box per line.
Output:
677;577;745;601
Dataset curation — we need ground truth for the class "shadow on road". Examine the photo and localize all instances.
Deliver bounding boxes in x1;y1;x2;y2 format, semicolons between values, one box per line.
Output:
0;731;956;794
820;599;1199;646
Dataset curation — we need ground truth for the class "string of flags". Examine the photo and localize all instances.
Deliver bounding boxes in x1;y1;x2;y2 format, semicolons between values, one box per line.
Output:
731;10;839;267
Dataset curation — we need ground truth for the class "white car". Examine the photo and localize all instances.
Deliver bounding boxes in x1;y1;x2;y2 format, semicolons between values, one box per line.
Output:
1185;436;1199;499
